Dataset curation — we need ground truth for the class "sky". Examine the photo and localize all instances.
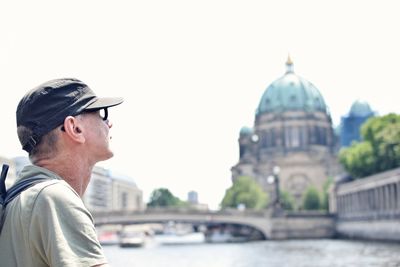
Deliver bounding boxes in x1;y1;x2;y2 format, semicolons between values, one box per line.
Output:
1;0;399;209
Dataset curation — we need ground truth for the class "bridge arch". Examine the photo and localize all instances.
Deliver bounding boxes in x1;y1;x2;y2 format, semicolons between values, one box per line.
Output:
92;209;273;240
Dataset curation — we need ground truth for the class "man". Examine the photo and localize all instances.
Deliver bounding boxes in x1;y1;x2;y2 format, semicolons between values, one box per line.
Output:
0;78;123;266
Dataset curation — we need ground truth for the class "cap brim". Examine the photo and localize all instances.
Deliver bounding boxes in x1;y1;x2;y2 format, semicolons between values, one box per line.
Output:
85;97;124;110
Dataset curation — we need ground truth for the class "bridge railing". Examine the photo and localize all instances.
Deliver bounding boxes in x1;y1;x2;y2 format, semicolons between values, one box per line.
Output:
91;207;272;218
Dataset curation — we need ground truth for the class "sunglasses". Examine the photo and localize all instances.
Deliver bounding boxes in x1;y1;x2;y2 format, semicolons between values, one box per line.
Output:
96;108;109;121
60;108;108;132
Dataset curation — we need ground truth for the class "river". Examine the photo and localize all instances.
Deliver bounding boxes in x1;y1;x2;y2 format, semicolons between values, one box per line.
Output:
103;237;400;267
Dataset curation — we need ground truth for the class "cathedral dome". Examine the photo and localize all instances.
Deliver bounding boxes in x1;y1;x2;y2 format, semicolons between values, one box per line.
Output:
256;57;328;116
349;100;373;117
239;126;253;136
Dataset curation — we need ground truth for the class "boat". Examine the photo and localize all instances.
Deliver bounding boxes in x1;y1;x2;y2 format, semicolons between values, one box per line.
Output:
154;232;205;245
98;231;119;246
205;230;248;243
119;230;146;248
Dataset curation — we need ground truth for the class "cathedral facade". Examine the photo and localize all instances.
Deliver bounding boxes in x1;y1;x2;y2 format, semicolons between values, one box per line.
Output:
231;57;341;208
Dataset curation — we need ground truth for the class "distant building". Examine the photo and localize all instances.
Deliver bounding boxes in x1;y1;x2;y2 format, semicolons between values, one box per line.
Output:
187;191;198;204
1;155;143;212
340;100;374;147
83;166;144;212
232;57;341;208
186;190;208;210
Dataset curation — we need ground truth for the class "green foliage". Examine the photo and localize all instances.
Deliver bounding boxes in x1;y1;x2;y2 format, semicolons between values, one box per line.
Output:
339;142;376;177
303;186;321;210
339;113;400;178
362;113;400;171
220;176;268;210
147;188;185;207
322;176;334;211
280;190;295;211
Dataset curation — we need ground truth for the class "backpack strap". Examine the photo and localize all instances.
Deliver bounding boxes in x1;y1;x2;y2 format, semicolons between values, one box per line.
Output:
0;164;9;205
1;164;48;234
3;176;49;205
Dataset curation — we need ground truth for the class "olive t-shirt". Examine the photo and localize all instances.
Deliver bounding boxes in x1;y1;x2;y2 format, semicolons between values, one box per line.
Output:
0;165;107;267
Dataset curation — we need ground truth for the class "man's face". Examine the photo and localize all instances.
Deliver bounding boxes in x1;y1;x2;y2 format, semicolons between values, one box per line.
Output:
80;109;114;162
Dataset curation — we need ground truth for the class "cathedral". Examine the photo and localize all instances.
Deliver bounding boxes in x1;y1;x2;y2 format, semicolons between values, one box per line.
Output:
231;57;341;208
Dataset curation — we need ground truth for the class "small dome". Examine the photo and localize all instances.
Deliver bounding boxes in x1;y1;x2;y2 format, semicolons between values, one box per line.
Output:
256;58;328;115
240;126;253;136
349;100;374;117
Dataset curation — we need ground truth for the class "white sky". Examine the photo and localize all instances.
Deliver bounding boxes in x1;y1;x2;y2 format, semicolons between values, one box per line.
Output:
1;0;399;209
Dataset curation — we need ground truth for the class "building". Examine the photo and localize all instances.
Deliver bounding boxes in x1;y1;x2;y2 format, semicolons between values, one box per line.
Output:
187;190;198;204
83;166;144;212
186;190;209;210
331;167;400;241
1;155;143;212
231;57;341;208
340;100;374;147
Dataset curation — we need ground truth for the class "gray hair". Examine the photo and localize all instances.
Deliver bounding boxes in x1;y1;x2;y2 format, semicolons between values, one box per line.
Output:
17;126;59;163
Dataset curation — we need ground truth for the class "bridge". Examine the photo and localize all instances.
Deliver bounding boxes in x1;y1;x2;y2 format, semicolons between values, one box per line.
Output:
92;208;334;240
92;208;274;239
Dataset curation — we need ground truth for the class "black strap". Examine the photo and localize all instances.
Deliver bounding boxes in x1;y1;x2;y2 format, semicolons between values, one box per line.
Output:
3;176;49;205
0;164;9;204
1;164;48;234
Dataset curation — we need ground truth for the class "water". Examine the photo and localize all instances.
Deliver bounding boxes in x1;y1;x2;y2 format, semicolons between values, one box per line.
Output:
103;238;400;267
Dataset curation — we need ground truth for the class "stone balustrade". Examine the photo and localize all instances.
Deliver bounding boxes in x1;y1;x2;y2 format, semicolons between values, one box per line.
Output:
333;167;400;241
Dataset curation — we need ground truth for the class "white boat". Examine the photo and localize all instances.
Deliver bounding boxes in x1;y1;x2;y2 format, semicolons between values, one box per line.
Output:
205;230;247;243
119;231;146;248
154;232;205;245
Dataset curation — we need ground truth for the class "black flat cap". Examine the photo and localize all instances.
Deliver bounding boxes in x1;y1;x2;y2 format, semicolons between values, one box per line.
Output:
16;78;123;153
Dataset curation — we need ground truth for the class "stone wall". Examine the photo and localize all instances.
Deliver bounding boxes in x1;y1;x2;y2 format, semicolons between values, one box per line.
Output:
336;220;400;242
333;167;400;241
271;212;335;240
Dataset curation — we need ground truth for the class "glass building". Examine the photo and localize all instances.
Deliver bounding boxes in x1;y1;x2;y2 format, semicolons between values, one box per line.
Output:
340;100;374;147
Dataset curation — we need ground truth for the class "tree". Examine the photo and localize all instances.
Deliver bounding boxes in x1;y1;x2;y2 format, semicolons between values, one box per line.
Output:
147;188;185;207
220;176;268;210
280;190;295;211
302;186;321;210
339;113;400;178
362;113;400;172
339;142;376;178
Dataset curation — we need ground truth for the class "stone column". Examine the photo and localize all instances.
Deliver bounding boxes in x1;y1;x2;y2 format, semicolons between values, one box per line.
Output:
397;182;400;210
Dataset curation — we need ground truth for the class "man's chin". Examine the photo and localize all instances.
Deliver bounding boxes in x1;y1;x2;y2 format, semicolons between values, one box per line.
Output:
97;151;114;162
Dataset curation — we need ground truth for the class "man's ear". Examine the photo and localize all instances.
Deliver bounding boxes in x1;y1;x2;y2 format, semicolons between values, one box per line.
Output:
62;116;85;144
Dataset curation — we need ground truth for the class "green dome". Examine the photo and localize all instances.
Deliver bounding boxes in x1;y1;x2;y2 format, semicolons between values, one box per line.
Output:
240;126;253;136
256;59;328;115
349;100;373;117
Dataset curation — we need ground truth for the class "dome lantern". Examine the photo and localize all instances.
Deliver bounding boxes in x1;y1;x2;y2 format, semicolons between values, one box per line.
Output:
286;54;294;73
